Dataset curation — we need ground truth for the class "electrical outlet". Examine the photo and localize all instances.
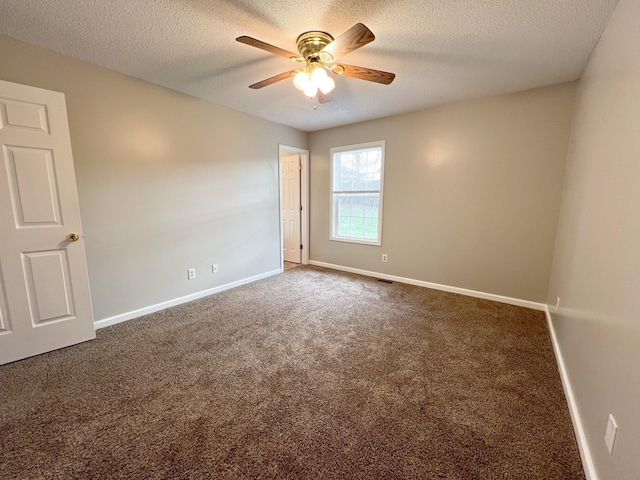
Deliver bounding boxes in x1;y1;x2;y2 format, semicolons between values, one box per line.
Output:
382;254;388;263
212;264;219;274
605;414;618;455
187;268;196;280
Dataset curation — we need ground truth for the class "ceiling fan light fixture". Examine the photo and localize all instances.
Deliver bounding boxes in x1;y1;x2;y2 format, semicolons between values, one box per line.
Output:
293;64;335;97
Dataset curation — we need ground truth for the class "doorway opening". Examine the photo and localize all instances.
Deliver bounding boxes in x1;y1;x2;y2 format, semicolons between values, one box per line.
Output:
278;145;309;270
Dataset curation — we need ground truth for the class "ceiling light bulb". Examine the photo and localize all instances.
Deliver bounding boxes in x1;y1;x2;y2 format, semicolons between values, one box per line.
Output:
293;71;310;91
311;67;328;85
319;76;335;94
303;83;318;98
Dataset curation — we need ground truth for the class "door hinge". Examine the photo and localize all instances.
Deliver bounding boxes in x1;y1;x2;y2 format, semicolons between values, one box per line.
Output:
299;164;303;171
300;244;303;249
299;205;303;211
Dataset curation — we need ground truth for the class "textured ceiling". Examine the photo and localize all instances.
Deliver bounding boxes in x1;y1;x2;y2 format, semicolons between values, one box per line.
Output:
0;0;619;132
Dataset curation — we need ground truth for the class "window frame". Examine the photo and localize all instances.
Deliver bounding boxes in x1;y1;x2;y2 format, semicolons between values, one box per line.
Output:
329;140;385;246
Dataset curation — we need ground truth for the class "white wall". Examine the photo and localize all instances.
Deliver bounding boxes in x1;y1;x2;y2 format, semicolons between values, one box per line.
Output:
309;83;576;303
0;35;308;321
546;0;640;478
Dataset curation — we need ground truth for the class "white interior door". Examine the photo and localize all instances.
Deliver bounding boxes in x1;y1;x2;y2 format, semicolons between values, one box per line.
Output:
0;79;95;365
281;153;301;263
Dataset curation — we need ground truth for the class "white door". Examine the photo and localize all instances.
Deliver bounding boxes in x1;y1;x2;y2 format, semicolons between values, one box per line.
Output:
0;80;95;365
281;153;301;263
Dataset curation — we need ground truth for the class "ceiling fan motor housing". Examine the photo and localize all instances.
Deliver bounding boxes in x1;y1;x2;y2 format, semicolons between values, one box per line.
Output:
296;31;335;62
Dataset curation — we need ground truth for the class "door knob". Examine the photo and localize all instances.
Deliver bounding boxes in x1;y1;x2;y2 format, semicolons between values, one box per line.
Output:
67;233;80;242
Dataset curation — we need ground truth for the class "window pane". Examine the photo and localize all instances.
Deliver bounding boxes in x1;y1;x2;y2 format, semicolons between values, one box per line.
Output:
333;147;382;192
330;141;384;245
334;194;379;240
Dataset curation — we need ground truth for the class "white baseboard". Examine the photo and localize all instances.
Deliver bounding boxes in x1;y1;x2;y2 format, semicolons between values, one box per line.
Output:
544;306;597;480
94;268;283;330
308;260;546;311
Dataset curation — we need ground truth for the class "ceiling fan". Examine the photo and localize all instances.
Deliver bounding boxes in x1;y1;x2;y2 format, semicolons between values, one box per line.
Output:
236;23;395;103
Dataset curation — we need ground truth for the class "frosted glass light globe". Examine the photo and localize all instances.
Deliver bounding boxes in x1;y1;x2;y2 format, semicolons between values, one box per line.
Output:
319;76;335;94
303;83;318;97
311;67;328;84
293;71;310;91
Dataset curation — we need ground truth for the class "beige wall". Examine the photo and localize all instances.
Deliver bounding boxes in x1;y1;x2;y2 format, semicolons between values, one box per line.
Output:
546;0;640;478
0;35;307;321
309;83;576;302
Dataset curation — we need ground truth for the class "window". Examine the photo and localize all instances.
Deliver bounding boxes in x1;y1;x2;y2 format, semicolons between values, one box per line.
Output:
330;141;385;245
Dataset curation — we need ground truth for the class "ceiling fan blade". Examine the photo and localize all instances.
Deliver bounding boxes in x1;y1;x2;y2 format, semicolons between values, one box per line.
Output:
334;64;395;85
320;23;375;62
236;36;302;61
249;70;296;89
318;91;333;104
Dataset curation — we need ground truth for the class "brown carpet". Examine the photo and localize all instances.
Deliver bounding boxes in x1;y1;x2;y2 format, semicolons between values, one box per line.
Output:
0;266;584;479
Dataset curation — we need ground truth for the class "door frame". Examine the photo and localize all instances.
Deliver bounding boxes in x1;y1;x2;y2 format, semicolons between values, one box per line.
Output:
278;145;309;268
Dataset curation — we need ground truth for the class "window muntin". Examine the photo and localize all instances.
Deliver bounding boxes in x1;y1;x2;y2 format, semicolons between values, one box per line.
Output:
330;141;384;245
